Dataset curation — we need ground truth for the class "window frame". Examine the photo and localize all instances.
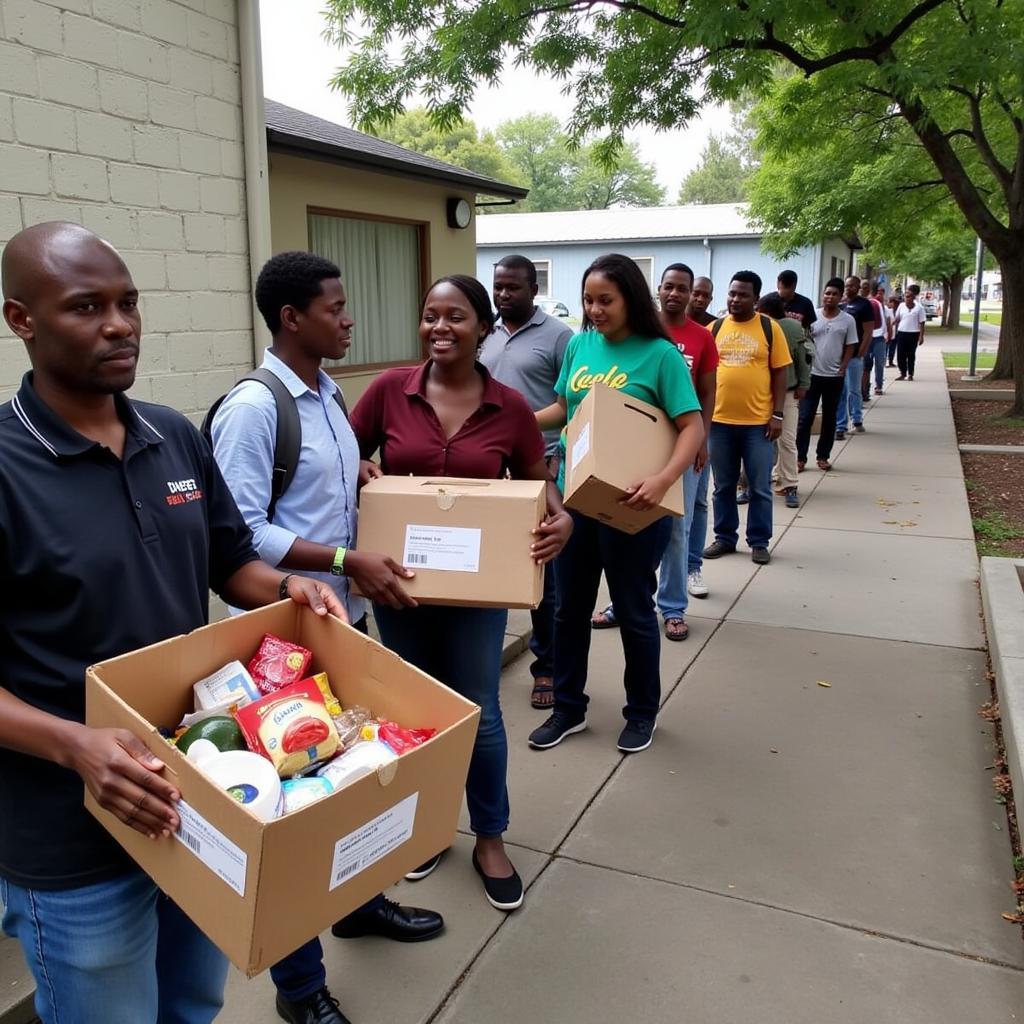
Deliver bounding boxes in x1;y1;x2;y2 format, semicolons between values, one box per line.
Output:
533;259;552;298
307;205;431;376
632;256;655;291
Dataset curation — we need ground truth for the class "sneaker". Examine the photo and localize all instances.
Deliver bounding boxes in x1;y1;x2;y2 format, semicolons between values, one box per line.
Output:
854;423;866;433
874;387;884;395
896;375;906;381
703;540;736;559
835;430;846;441
404;852;444;881
751;547;771;565
784;487;799;509
528;712;587;750
736;488;750;505
687;570;709;598
617;719;656;753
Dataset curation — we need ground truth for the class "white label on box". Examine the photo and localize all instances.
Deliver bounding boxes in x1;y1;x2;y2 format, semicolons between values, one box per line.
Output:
403;525;481;572
174;800;248;897
570;422;591;473
329;792;419;891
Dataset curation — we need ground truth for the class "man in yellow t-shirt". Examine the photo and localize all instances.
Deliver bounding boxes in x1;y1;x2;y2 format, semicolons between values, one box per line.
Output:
705;271;792;565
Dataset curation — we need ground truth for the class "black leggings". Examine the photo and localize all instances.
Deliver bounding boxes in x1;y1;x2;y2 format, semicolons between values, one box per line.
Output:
796;374;845;462
896;331;919;378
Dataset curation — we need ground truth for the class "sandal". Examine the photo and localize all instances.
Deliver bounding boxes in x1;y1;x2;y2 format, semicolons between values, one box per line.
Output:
797;460;806;473
591;604;619;629
664;618;689;642
817;459;832;471
530;677;554;709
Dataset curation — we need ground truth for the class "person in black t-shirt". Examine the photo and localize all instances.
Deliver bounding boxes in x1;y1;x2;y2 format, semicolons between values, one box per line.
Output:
0;222;343;1024
764;269;818;331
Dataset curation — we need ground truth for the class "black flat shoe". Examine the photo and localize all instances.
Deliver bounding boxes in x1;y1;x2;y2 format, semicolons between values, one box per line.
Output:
472;848;524;911
331;897;444;942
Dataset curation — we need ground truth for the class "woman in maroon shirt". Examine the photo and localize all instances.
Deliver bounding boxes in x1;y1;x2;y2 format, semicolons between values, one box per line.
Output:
350;275;572;911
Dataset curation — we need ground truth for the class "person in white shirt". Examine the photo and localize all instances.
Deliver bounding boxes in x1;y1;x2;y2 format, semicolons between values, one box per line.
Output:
894;290;927;381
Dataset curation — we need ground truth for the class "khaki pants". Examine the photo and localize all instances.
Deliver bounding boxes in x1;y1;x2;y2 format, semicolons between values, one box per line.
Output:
773;390;801;490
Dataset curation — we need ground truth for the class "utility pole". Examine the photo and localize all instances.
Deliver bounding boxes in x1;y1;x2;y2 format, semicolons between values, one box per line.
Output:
962;236;985;382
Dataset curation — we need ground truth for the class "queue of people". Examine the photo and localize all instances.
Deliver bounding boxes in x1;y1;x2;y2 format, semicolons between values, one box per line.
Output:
0;221;928;1024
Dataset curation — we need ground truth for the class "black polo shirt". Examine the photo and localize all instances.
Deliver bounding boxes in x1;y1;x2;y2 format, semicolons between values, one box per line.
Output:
0;373;258;890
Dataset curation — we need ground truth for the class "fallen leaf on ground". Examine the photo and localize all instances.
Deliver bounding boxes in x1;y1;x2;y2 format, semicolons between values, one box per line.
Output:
1001;912;1024;924
817;680;832;688
769;748;779;754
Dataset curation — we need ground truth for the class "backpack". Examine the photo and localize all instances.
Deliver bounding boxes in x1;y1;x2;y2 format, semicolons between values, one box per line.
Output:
710;313;774;354
201;367;348;523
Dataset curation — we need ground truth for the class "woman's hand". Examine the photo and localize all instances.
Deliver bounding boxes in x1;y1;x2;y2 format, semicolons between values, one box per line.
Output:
343;550;417;609
622;472;673;512
359;460;382;489
531;510;573;564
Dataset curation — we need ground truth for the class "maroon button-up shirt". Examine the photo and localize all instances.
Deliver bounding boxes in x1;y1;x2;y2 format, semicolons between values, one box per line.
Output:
350;361;545;479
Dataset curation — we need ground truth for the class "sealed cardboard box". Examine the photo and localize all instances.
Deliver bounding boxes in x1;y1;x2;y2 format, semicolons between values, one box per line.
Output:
354;476;546;609
564;384;683;534
85;601;479;975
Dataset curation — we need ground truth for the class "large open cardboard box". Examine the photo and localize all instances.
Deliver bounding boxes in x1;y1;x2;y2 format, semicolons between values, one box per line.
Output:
85;602;479;975
564;384;683;534
355;476;546;608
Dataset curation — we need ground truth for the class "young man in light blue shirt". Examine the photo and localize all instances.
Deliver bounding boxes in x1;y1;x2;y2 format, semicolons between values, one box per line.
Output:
212;251;442;1024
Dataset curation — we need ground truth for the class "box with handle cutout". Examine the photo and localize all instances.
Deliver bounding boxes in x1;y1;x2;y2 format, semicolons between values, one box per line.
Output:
354;476;547;608
564;384;683;534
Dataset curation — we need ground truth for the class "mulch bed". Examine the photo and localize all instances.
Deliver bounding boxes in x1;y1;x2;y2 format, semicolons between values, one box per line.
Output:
946;369;1014;390
952;396;1024;446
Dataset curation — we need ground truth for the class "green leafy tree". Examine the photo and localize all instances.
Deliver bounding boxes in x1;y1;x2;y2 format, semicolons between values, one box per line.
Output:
323;0;1024;415
494;114;578;212
574;141;665;209
678;136;750;204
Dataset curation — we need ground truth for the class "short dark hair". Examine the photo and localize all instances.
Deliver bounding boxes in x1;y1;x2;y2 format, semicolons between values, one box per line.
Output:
756;293;786;319
777;269;798;288
730;270;762;297
907;283;921;294
660;262;694;286
255;251;341;334
825;277;845;291
581;253;667;342
846;274;862;288
494;254;537;287
422;274;495;336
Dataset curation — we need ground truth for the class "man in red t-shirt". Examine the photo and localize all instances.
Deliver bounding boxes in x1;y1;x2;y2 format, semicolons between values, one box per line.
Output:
592;263;717;639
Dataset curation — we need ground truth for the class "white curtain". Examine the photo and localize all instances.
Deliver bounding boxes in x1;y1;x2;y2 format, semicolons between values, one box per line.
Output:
308;213;422;368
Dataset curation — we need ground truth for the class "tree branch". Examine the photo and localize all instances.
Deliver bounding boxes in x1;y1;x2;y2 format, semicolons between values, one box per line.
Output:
519;0;687;29
894;179;946;192
950;85;1014;200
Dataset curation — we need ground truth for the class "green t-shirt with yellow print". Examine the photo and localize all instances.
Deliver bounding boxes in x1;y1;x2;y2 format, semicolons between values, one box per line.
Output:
554;330;700;489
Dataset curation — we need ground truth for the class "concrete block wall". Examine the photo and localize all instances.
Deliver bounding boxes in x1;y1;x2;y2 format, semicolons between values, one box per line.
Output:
0;0;253;417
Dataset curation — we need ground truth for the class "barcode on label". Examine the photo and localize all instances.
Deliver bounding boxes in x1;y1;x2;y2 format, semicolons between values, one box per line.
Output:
406;552;428;564
179;828;202;855
333;860;361;883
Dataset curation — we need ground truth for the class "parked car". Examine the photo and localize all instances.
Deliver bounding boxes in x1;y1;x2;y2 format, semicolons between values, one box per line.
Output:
538;299;571;318
921;291;939;320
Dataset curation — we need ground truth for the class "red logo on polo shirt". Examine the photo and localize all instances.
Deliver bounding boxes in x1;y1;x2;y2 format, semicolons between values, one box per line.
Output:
165;478;204;506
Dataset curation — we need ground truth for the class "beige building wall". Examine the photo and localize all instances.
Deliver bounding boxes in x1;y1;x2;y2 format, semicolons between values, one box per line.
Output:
0;0;253;416
268;151;477;404
820;237;854;290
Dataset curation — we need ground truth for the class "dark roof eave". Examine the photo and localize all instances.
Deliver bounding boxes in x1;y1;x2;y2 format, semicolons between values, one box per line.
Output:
266;129;529;201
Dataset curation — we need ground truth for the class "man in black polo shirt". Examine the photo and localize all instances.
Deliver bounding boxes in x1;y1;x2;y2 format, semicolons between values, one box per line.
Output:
764;269;817;331
0;222;342;1024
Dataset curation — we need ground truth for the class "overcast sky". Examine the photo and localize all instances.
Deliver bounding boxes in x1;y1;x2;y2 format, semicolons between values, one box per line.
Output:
258;0;733;197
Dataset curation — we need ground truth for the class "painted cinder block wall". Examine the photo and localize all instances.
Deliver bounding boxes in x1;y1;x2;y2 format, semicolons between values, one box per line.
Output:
0;0;253;416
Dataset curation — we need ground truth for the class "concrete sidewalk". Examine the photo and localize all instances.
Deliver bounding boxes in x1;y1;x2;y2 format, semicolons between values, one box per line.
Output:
216;349;1022;1023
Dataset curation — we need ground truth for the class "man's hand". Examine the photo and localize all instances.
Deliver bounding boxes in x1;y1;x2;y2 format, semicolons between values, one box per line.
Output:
343;550;417;609
794;387;807;400
693;442;709;473
359;460;382;489
531;511;573;564
66;726;180;839
765;417;783;441
284;575;349;622
622;473;672;512
918;335;925;347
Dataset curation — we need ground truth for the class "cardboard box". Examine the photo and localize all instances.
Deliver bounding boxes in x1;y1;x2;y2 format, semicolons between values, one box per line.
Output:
354;476;546;609
564;384;683;534
85;601;479;975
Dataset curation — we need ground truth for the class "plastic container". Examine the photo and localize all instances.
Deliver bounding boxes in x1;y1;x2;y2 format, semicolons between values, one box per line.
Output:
186;740;283;821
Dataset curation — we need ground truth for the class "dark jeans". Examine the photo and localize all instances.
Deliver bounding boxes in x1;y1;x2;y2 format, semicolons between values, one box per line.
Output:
529;561;556;678
374;603;510;837
886;338;898;364
709;422;774;550
797;374;845;463
896;330;919;377
553;510;671;724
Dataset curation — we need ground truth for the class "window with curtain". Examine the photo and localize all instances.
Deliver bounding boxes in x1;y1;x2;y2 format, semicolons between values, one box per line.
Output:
308;211;424;370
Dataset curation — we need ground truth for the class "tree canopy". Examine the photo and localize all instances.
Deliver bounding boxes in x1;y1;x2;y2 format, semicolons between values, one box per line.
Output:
678;136;750;205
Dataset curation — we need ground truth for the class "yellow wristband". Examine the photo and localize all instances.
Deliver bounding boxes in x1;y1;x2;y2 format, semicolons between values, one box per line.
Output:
330;546;347;576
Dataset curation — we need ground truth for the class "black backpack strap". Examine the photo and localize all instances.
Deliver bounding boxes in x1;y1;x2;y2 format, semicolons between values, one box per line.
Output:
710;318;723;338
332;388;348;420
759;314;774;356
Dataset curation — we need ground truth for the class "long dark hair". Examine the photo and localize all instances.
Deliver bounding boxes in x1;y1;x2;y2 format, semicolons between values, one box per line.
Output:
581;254;668;341
421;274;496;336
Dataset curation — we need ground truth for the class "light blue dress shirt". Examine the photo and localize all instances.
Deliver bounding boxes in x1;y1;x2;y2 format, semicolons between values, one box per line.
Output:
211;349;365;623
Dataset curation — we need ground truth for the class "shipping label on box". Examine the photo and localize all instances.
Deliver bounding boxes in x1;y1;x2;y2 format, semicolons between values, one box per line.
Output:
355;477;546;608
564;384;683;535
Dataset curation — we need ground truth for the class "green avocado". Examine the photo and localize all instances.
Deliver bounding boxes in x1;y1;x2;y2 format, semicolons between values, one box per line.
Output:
178;715;246;754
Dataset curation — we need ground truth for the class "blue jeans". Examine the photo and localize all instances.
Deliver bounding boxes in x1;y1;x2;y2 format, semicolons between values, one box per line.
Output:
687;461;710;575
836;356;864;431
1;871;227;1024
709;422;774;550
373;603;510;837
863;338;886;391
657;465;698;620
553;511;671;723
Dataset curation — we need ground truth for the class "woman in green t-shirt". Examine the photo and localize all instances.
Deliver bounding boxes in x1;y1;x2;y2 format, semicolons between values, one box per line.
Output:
527;254;704;755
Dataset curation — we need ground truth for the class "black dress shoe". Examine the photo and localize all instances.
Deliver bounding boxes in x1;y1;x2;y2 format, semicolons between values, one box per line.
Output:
331;897;444;942
276;986;351;1024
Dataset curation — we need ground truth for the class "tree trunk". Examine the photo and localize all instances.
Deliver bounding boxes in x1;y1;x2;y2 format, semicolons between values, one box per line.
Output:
986;255;1023;417
944;271;964;330
939;277;952;328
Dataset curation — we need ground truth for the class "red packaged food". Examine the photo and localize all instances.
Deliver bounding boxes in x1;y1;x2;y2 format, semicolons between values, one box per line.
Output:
377;720;436;756
234;679;339;777
247;633;312;695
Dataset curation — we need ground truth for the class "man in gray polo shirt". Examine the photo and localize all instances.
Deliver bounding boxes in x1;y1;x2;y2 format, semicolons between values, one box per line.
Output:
479;254;573;710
